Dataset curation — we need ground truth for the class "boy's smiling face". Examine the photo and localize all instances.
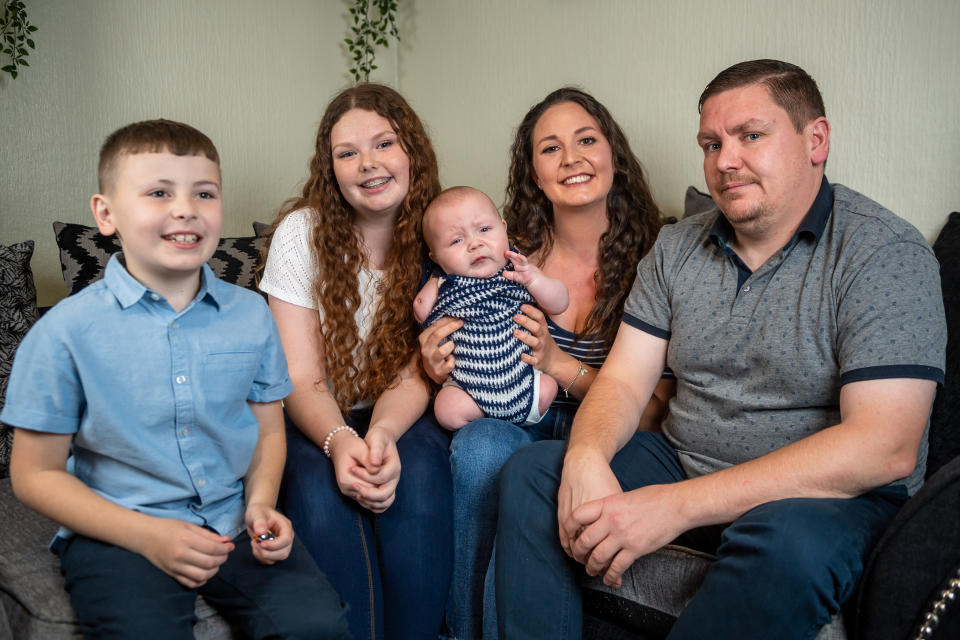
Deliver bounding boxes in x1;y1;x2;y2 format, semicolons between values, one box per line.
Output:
91;151;222;295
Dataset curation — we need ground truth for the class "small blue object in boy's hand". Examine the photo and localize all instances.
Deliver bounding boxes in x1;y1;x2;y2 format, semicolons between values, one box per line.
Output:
256;530;276;542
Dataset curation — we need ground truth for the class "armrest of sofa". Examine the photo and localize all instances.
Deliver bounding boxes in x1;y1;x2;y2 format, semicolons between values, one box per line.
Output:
855;455;960;640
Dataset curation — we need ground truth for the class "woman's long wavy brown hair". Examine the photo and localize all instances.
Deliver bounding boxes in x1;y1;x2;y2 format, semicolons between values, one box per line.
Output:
504;87;662;345
261;84;440;413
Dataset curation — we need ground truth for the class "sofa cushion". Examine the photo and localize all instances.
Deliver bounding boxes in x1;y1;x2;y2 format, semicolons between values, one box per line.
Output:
53;222;265;295
0;479;236;639
581;544;846;639
0;240;40;479
855;456;960;640
683;186;716;218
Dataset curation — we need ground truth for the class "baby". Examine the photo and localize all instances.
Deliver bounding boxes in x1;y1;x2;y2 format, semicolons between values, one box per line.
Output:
415;186;569;430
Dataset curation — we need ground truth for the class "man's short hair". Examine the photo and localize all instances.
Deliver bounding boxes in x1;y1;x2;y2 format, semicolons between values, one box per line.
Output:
98;119;220;192
698;59;826;132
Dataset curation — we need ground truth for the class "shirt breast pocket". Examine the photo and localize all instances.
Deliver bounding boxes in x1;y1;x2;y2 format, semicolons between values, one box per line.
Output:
203;351;261;392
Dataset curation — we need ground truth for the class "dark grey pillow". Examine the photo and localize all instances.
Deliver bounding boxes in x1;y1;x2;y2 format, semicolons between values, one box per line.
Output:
683;186;716;218
0;240;40;478
53;221;265;294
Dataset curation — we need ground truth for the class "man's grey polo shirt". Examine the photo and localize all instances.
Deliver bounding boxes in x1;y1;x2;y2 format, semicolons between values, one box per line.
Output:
624;179;946;494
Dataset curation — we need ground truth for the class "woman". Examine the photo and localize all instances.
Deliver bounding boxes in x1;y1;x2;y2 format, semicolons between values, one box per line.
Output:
420;87;673;640
260;84;451;640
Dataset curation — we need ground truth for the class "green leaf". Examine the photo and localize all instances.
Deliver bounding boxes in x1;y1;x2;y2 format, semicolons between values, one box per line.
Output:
10;69;17;79
19;58;27;66
1;64;15;72
26;38;34;48
28;25;38;32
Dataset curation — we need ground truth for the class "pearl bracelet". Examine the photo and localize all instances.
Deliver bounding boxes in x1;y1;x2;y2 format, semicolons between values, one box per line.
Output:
323;425;359;458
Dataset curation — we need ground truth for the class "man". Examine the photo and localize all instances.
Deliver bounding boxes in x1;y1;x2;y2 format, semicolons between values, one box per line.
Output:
494;59;946;639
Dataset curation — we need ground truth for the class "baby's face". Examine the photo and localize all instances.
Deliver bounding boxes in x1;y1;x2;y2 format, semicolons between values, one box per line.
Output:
426;194;509;279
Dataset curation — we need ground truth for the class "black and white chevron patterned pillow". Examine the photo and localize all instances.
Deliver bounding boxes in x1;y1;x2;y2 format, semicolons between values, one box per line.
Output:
0;240;40;477
53;222;265;294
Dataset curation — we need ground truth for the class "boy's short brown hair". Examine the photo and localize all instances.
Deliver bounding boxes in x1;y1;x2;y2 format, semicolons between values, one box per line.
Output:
98;119;220;192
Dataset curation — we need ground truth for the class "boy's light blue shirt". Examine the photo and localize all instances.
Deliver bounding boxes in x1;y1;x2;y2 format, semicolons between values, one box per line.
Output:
1;255;293;540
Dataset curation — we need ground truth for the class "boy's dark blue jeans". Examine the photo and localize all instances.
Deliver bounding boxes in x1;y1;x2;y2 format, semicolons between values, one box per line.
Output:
495;431;908;640
54;530;350;639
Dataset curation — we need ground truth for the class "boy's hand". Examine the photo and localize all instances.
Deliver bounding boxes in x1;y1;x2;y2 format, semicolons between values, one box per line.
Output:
352;425;401;513
502;250;543;287
136;517;234;589
245;503;294;565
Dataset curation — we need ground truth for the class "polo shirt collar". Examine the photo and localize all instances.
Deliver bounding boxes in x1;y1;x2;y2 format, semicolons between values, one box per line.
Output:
103;254;221;310
709;176;834;248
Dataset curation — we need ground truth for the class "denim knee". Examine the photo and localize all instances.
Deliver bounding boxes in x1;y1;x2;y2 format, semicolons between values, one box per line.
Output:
451;419;534;497
498;439;566;526
719;497;878;597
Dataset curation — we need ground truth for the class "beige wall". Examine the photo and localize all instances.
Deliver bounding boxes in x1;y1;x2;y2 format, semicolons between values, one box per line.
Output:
0;0;395;305
2;0;958;306
400;0;960;240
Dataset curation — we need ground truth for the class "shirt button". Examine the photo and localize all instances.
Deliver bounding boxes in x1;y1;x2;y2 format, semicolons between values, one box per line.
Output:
742;285;751;293
171;321;179;330
176;375;187;384
181;427;190;436
197;478;206;487
150;293;160;301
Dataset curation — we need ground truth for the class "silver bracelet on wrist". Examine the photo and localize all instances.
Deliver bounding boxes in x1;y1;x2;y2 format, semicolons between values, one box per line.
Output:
562;360;587;398
322;425;359;458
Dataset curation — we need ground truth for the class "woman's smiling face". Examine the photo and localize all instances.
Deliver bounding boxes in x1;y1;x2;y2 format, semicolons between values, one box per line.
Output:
530;101;614;213
330;108;411;222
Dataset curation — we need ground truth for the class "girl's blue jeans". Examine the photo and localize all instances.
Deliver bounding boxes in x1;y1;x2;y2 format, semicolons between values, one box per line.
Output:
281;408;453;640
444;409;574;640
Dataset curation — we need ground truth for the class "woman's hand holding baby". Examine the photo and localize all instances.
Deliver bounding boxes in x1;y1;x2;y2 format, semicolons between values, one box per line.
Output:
418;316;461;383
513;303;566;377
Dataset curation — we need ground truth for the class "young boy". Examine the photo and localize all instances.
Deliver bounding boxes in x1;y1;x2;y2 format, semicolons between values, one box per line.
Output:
1;120;350;638
415;186;569;430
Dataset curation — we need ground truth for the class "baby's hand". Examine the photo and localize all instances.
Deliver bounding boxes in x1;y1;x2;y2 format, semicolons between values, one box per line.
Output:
502;250;542;287
245;503;294;565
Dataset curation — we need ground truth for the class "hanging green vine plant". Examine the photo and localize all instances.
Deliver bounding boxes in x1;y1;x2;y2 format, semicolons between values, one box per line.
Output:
344;0;398;84
1;0;38;80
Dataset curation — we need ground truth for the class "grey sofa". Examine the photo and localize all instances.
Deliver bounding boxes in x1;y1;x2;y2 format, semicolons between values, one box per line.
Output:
2;212;957;639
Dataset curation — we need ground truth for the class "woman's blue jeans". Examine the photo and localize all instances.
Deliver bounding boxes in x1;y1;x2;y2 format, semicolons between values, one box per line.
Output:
495;432;907;640
444;410;573;640
281;408;453;640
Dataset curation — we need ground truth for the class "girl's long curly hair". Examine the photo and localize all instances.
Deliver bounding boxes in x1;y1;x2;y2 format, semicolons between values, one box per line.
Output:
261;84;440;413
504;87;663;345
